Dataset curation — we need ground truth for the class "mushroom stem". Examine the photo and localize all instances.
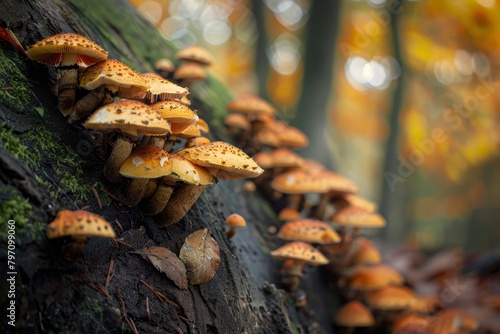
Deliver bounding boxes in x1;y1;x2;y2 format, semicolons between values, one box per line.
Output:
104;136;135;183
154;184;207;227
281;260;306;292
140;183;174;216
143;180;158;199
57;66;79;116
226;227;237;239
122;178;149;207
313;192;331;220
69;85;106;120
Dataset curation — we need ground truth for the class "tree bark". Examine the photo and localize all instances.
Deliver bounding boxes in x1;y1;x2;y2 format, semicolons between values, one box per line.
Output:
0;0;335;333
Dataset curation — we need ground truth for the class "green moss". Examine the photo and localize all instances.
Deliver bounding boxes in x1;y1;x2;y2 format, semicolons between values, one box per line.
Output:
24;127;92;203
0;47;32;109
0;189;32;240
0;124;41;167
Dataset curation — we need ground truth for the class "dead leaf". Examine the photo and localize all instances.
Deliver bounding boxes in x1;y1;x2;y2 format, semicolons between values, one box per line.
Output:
179;229;220;285
134;246;188;290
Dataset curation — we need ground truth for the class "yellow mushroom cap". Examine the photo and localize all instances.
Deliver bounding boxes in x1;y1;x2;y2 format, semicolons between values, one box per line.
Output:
278;207;301;221
268;148;304;168
174;62;207;81
277;219;341;244
196;118;209;134
227;95;276;116
119;145;173;179
272;121;309;149
166;154;216;185
27;33;108;66
270;241;329;265
332;194;378;213
79;59;148;99
224;113;251;130
185;136;211;148
345;264;404;291
331;206;386;229
334;301;375;327
271;170;330;194
154;58;175;73
142;72;189;102
176;45;214;66
176;141;264;180
46;210;116;239
85;100;171;137
366;286;416;311
225;213;246;227
150;100;198;134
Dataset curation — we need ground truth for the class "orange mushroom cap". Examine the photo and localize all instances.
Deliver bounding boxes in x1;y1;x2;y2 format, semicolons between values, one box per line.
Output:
333;300;375;327
46;210;116;239
277;219;341;244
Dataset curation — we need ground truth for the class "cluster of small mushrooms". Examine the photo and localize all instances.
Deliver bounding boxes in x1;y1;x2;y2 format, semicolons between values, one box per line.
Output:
224;96;480;333
28;32;480;332
27;33;262;255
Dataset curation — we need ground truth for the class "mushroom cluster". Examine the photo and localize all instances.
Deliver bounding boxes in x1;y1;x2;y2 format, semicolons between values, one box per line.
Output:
224;94;480;333
28;33;264;229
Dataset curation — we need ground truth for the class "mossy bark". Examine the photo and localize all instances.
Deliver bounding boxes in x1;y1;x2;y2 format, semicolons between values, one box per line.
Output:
0;0;337;333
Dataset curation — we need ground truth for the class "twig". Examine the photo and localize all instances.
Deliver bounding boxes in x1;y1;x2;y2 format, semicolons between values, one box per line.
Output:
87;282;108;297
114;219;124;234
114;238;132;248
1;87;13;90
104;259;115;297
139;279;179;308
102;187;120;202
128;317;139;334
92;186;103;209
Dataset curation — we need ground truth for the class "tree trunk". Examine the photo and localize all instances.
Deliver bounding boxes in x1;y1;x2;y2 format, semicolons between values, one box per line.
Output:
0;0;335;333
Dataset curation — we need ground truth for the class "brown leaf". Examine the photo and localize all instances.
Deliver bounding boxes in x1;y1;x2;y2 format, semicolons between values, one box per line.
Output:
135;246;188;290
179;229;220;285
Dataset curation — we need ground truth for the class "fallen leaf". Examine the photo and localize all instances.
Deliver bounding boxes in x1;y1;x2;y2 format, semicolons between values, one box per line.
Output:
179;229;220;285
134;246;188;290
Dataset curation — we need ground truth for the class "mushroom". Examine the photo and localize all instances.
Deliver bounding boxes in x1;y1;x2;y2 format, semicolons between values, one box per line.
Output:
118;145;173;206
277;219;341;245
176;45;214;66
331;193;378;213
46;209;116;260
270;241;329;291
348;237;382;266
227;95;277;118
392;312;431;334
141;72;188;104
142;153;215;216
173;62;207;87
365;285;416;312
85;99;170;183
27;33;108;117
154;58;175;79
430;309;479;333
333;300;375;334
176;141;264;180
77;59;148;119
342;264;405;293
225;213;246;239
150;100;199;150
331;205;386;239
184;136;211;148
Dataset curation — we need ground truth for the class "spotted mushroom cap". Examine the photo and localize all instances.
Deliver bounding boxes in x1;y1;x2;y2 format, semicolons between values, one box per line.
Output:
27;33;108;66
365;286;416;311
277;219;341;244
177;123;202;138
79;59;148;99
119;145;173;179
331;206;386;229
225;213;246;227
268;148;305;168
227;95;276;116
84;100;171;137
46;210;116;239
176;45;214;66
270;241;329;265
176;141;264;180
333;301;375;328
271;170;330;194
150;100;198;134
332;194;378;213
166;153;216;185
142;72;189;102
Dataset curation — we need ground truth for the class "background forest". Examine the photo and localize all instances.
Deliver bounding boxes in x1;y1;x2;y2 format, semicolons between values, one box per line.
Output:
130;0;500;253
